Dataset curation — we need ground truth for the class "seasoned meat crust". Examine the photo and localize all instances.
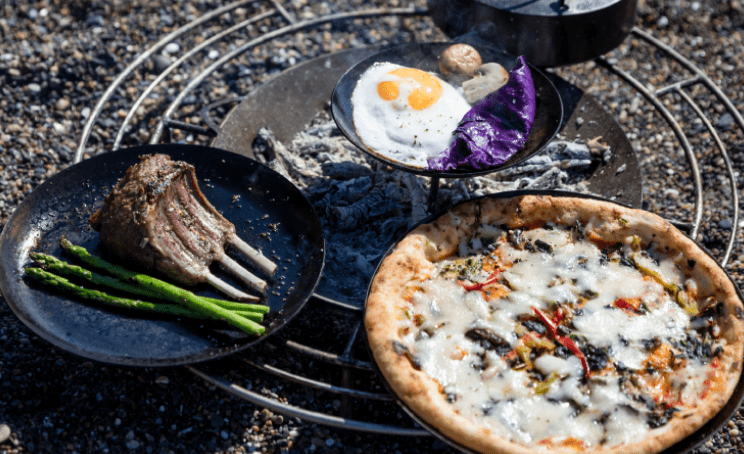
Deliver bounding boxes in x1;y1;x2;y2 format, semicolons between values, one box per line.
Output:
89;153;236;285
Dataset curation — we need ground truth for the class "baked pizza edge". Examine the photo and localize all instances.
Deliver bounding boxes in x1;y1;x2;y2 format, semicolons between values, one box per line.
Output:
364;194;744;454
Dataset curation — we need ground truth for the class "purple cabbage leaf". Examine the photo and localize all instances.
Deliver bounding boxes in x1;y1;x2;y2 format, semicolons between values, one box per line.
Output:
427;56;536;171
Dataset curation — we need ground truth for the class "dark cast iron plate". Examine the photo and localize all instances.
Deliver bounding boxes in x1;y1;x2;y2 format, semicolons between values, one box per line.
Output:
365;190;744;454
331;42;564;178
0;144;325;367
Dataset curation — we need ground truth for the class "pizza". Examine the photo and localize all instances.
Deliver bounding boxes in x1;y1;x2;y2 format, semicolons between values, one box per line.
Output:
365;194;744;454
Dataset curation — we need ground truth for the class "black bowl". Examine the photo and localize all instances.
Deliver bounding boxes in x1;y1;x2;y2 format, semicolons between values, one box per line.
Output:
331;42;563;178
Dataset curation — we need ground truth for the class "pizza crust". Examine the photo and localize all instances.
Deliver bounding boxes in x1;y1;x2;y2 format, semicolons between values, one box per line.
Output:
365;195;744;454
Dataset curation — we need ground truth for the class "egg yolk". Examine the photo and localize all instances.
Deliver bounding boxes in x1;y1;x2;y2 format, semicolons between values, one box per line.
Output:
377;68;442;110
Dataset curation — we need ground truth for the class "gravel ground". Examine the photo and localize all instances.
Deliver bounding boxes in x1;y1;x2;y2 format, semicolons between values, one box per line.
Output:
1;0;744;453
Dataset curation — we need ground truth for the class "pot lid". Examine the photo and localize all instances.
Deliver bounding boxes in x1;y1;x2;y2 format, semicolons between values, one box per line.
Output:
482;0;630;16
427;0;638;67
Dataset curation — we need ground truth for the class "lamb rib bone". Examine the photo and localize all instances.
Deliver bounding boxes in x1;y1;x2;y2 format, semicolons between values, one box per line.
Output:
229;235;277;277
205;272;261;301
89;153;276;299
218;253;268;293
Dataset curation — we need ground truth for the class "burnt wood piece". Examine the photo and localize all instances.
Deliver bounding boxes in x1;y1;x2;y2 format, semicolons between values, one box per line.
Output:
89;154;275;297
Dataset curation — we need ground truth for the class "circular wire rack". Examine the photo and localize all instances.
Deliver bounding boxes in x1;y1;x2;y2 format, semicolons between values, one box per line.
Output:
74;0;743;437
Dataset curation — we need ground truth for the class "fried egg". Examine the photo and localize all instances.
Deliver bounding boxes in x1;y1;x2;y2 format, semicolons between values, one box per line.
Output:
351;62;471;168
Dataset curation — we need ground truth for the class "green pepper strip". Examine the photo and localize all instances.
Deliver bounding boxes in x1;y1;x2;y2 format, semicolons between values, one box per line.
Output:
534;371;560;395
516;343;533;370
630;255;699;315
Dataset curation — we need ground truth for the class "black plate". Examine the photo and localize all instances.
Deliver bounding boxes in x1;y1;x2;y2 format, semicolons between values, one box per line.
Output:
365;190;744;454
331;42;563;178
0;144;325;367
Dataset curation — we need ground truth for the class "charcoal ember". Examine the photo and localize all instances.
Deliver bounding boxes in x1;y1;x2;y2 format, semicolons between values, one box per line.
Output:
254;127;321;186
438;179;472;208
327;183;405;230
328;243;376;279
495;141;594;182
395;172;428;226
318;176;373;206
379;217;409;238
518;167;569;189
252;128;293;181
320;161;373;180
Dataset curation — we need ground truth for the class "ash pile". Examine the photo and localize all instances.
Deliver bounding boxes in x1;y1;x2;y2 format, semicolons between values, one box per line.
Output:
252;107;611;307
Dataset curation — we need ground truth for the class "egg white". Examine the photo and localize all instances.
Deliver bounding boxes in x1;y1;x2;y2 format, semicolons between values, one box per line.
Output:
350;62;471;169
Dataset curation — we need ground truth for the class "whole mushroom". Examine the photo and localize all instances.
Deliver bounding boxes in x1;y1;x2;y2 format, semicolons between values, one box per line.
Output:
438;43;482;78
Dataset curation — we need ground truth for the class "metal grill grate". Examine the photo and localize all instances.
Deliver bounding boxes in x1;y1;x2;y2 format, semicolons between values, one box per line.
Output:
75;0;743;435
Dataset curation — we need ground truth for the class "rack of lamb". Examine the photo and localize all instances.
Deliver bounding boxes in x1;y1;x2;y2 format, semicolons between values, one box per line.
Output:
89;153;276;301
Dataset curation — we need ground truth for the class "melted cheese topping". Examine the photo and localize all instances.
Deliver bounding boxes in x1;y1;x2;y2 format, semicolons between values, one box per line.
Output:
397;223;726;449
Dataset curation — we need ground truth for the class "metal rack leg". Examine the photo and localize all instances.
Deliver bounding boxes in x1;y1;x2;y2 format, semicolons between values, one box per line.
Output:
428;176;440;214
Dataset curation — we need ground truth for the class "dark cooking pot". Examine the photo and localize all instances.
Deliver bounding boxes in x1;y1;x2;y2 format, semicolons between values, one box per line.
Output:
427;0;638;67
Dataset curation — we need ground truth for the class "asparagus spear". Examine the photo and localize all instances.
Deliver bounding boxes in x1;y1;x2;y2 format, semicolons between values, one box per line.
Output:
30;252;270;314
25;267;265;323
58;238;266;335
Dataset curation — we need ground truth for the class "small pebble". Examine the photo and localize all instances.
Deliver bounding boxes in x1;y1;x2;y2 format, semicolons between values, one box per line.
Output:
164;42;180;54
5;124;22;134
53;122;67;134
664;188;680;198
719;219;734;230
0;424;11;443
152;54;171;73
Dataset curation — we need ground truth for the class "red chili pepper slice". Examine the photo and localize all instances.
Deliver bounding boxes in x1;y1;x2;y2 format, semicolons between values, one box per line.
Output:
532;306;591;377
532;307;558;337
614;299;633;310
556;335;591;377
458;270;501;292
551;308;564;326
614;298;638;313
